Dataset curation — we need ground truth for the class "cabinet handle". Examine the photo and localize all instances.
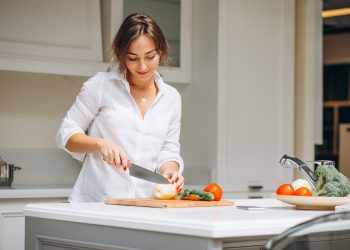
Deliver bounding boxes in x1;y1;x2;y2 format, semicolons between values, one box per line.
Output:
248;196;263;199
248;185;263;190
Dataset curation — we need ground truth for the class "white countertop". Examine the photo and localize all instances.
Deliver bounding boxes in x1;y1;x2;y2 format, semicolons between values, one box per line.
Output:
23;198;346;238
0;187;71;199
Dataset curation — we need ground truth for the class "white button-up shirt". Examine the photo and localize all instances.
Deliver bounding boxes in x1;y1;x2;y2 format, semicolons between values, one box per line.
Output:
55;71;183;202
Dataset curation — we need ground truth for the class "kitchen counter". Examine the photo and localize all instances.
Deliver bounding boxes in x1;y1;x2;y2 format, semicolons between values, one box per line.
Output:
24;199;348;250
0;187;71;199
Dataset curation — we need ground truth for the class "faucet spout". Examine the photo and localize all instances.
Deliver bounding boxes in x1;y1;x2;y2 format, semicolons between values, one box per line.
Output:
279;154;318;190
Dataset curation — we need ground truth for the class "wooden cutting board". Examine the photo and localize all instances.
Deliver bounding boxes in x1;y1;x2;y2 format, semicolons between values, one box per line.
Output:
104;198;234;208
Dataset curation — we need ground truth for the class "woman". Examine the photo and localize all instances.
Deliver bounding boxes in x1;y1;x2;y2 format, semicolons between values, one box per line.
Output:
56;13;184;202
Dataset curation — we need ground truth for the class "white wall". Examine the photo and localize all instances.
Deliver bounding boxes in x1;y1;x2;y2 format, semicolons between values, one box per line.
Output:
0;0;218;186
0;71;84;187
177;0;218;184
0;71;85;148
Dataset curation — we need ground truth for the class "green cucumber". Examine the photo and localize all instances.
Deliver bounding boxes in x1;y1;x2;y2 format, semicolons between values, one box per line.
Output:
181;189;214;201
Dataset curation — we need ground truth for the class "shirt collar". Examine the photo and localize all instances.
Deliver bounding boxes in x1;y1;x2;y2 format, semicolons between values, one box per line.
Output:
109;70;166;96
109;70;123;80
154;71;166;96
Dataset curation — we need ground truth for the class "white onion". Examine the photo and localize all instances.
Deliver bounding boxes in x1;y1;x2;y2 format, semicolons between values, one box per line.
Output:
154;184;178;200
292;179;313;191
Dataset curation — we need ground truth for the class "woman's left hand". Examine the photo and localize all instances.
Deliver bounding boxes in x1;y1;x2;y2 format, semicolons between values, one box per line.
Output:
160;164;184;193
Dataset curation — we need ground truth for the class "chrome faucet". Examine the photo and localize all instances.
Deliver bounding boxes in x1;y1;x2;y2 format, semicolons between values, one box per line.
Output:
279;154;332;190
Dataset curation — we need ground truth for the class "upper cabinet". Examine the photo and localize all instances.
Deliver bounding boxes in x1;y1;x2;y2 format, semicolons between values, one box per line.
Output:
0;0;192;83
0;0;109;77
101;0;192;83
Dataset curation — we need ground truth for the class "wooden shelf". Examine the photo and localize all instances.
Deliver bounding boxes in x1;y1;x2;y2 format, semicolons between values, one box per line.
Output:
324;100;350;108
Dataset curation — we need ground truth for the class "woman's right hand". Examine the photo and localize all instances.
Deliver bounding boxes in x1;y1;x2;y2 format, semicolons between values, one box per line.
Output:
97;138;128;169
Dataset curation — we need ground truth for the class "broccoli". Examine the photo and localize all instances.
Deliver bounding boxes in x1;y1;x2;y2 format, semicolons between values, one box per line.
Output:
313;165;350;197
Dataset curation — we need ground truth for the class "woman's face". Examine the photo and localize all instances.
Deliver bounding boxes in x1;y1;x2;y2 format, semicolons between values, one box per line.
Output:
125;35;160;84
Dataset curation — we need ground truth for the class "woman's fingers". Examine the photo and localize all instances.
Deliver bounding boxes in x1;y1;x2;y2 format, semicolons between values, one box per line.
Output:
167;172;184;192
99;139;127;169
175;175;184;192
167;171;177;184
101;149;114;167
113;148;121;166
119;148;128;169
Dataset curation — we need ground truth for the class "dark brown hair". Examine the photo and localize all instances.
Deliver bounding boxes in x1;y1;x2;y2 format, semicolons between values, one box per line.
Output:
111;13;169;75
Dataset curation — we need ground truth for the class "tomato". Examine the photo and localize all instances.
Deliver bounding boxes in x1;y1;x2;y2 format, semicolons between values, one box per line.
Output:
294;187;312;196
203;183;223;201
276;184;294;195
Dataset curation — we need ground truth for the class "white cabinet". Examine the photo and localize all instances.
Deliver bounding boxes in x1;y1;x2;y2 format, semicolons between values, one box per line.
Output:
0;194;68;250
0;0;108;77
0;0;192;82
0;212;25;250
216;0;295;194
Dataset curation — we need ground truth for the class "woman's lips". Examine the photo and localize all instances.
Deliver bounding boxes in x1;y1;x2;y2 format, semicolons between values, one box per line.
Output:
136;70;150;76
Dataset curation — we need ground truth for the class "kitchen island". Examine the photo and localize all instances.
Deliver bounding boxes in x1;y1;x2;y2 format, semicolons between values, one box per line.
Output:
23;199;345;250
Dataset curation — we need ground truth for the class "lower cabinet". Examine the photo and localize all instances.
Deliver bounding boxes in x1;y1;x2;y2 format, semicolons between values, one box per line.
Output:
0;212;25;250
0;197;67;250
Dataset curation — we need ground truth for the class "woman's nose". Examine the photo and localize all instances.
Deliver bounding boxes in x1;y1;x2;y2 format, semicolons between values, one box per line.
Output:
137;59;147;71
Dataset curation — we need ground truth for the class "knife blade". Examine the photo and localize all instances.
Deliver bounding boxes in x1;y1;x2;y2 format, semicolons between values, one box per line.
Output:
128;163;169;184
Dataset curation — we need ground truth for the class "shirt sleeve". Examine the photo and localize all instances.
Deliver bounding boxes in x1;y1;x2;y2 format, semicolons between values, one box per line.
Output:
55;75;102;161
156;92;184;174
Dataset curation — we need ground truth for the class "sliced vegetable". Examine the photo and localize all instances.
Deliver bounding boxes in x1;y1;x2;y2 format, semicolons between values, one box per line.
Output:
181;189;214;201
184;194;200;201
191;189;215;201
292;179;313;191
154;184;178;200
203;183;223;201
183;189;191;198
276;184;294;195
294;187;312;196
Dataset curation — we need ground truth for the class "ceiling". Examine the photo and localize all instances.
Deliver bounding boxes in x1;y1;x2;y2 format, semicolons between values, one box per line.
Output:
323;0;350;34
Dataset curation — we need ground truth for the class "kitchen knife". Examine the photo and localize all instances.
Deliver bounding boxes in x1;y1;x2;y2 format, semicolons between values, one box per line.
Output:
128;163;169;184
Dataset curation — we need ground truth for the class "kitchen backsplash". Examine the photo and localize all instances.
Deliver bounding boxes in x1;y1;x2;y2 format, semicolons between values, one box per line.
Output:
0;148;212;187
0;148;81;187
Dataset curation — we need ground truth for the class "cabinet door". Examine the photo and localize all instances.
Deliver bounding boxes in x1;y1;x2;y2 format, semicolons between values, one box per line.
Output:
1;213;25;250
0;0;102;61
217;0;295;193
0;0;107;76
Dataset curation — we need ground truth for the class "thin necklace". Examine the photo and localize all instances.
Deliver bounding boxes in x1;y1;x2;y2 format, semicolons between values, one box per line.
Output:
127;75;156;103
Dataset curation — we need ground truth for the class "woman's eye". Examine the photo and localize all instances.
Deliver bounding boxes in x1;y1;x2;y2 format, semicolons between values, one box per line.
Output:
128;57;137;61
146;56;155;60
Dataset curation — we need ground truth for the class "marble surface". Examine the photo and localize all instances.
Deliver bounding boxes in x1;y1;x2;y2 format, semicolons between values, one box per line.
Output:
0;187;71;199
23;198;345;238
